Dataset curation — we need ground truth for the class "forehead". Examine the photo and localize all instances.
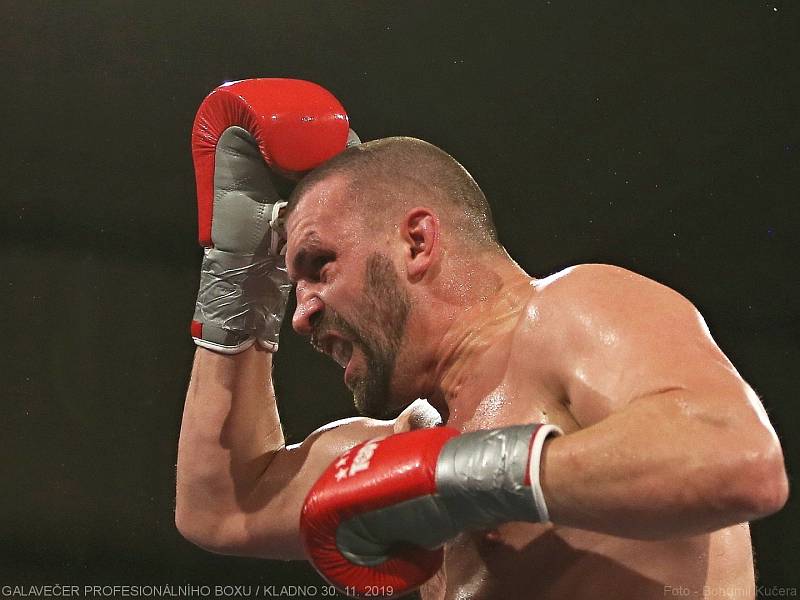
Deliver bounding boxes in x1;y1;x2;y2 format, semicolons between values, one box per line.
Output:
286;175;358;252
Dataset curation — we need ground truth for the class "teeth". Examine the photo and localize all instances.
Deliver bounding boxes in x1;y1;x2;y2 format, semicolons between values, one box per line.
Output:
331;339;353;369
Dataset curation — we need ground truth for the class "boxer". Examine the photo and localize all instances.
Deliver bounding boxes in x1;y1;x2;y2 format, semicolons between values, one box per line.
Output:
175;80;788;599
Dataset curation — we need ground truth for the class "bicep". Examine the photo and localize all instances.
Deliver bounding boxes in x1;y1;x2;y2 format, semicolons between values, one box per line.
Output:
215;416;394;559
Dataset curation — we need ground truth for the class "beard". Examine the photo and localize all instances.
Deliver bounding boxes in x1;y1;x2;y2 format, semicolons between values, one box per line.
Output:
310;253;410;418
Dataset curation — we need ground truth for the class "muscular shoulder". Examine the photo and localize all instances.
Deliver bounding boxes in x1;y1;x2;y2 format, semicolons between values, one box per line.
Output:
529;263;702;339
534;263;690;305
519;264;717;422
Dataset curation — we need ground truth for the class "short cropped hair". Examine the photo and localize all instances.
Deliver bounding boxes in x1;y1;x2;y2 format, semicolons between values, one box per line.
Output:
286;137;501;250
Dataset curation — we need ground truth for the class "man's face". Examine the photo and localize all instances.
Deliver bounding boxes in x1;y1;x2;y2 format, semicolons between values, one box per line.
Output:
285;181;411;418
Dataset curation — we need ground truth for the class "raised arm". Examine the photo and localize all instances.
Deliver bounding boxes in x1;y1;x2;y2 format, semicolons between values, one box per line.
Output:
174;79;387;558
176;346;392;558
538;264;789;539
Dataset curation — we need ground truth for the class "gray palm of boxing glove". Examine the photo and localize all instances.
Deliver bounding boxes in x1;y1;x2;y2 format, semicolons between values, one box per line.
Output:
192;126;291;353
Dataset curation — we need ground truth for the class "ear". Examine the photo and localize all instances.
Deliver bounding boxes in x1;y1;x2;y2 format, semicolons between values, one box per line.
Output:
401;207;440;281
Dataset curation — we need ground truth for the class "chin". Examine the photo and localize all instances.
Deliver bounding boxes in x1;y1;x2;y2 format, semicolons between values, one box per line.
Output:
352;386;406;420
350;356;416;419
378;400;410;420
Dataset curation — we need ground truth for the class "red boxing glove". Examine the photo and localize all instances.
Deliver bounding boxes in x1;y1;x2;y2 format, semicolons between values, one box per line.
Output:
300;424;562;598
190;79;351;352
301;428;457;598
192;78;350;247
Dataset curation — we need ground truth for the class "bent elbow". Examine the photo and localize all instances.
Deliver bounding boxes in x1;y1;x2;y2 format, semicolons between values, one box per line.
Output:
748;450;789;517
175;508;239;555
175;507;212;551
728;441;789;519
175;509;300;560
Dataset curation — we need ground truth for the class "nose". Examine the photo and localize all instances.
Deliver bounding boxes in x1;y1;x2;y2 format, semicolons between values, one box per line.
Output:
292;282;325;336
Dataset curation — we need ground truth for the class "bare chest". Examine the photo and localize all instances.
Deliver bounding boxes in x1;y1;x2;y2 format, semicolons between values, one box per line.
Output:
419;525;753;600
425;346;754;599
442;340;576;435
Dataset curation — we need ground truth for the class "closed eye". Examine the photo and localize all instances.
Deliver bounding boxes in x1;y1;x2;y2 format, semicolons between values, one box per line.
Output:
309;252;336;282
289;241;336;284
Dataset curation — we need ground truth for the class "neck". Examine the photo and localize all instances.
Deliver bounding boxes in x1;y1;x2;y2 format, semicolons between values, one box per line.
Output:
402;251;533;418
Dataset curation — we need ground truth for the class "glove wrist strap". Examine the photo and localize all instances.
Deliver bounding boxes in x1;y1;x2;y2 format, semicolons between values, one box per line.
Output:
193;248;290;352
436;424;561;528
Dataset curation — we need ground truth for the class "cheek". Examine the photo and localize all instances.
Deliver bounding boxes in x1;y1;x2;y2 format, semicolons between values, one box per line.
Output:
321;274;360;312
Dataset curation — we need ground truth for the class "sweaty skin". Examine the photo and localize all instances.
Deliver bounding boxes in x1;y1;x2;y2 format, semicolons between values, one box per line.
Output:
414;273;761;599
176;175;787;600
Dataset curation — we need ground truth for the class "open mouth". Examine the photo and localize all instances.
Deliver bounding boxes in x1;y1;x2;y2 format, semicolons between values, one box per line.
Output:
329;337;353;369
313;333;354;371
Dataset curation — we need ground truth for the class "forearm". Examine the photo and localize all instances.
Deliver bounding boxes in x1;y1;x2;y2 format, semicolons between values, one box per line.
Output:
176;345;284;540
540;391;787;539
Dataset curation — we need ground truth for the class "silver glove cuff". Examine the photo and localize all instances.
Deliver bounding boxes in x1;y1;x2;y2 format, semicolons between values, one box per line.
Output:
193;247;291;351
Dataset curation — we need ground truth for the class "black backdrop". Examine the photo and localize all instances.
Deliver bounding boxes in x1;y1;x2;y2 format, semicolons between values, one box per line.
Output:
4;1;798;595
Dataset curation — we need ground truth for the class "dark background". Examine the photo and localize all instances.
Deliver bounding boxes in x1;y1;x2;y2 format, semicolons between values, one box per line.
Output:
3;0;798;595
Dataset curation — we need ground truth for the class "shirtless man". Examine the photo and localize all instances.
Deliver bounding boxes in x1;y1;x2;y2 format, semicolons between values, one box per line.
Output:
176;80;788;599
